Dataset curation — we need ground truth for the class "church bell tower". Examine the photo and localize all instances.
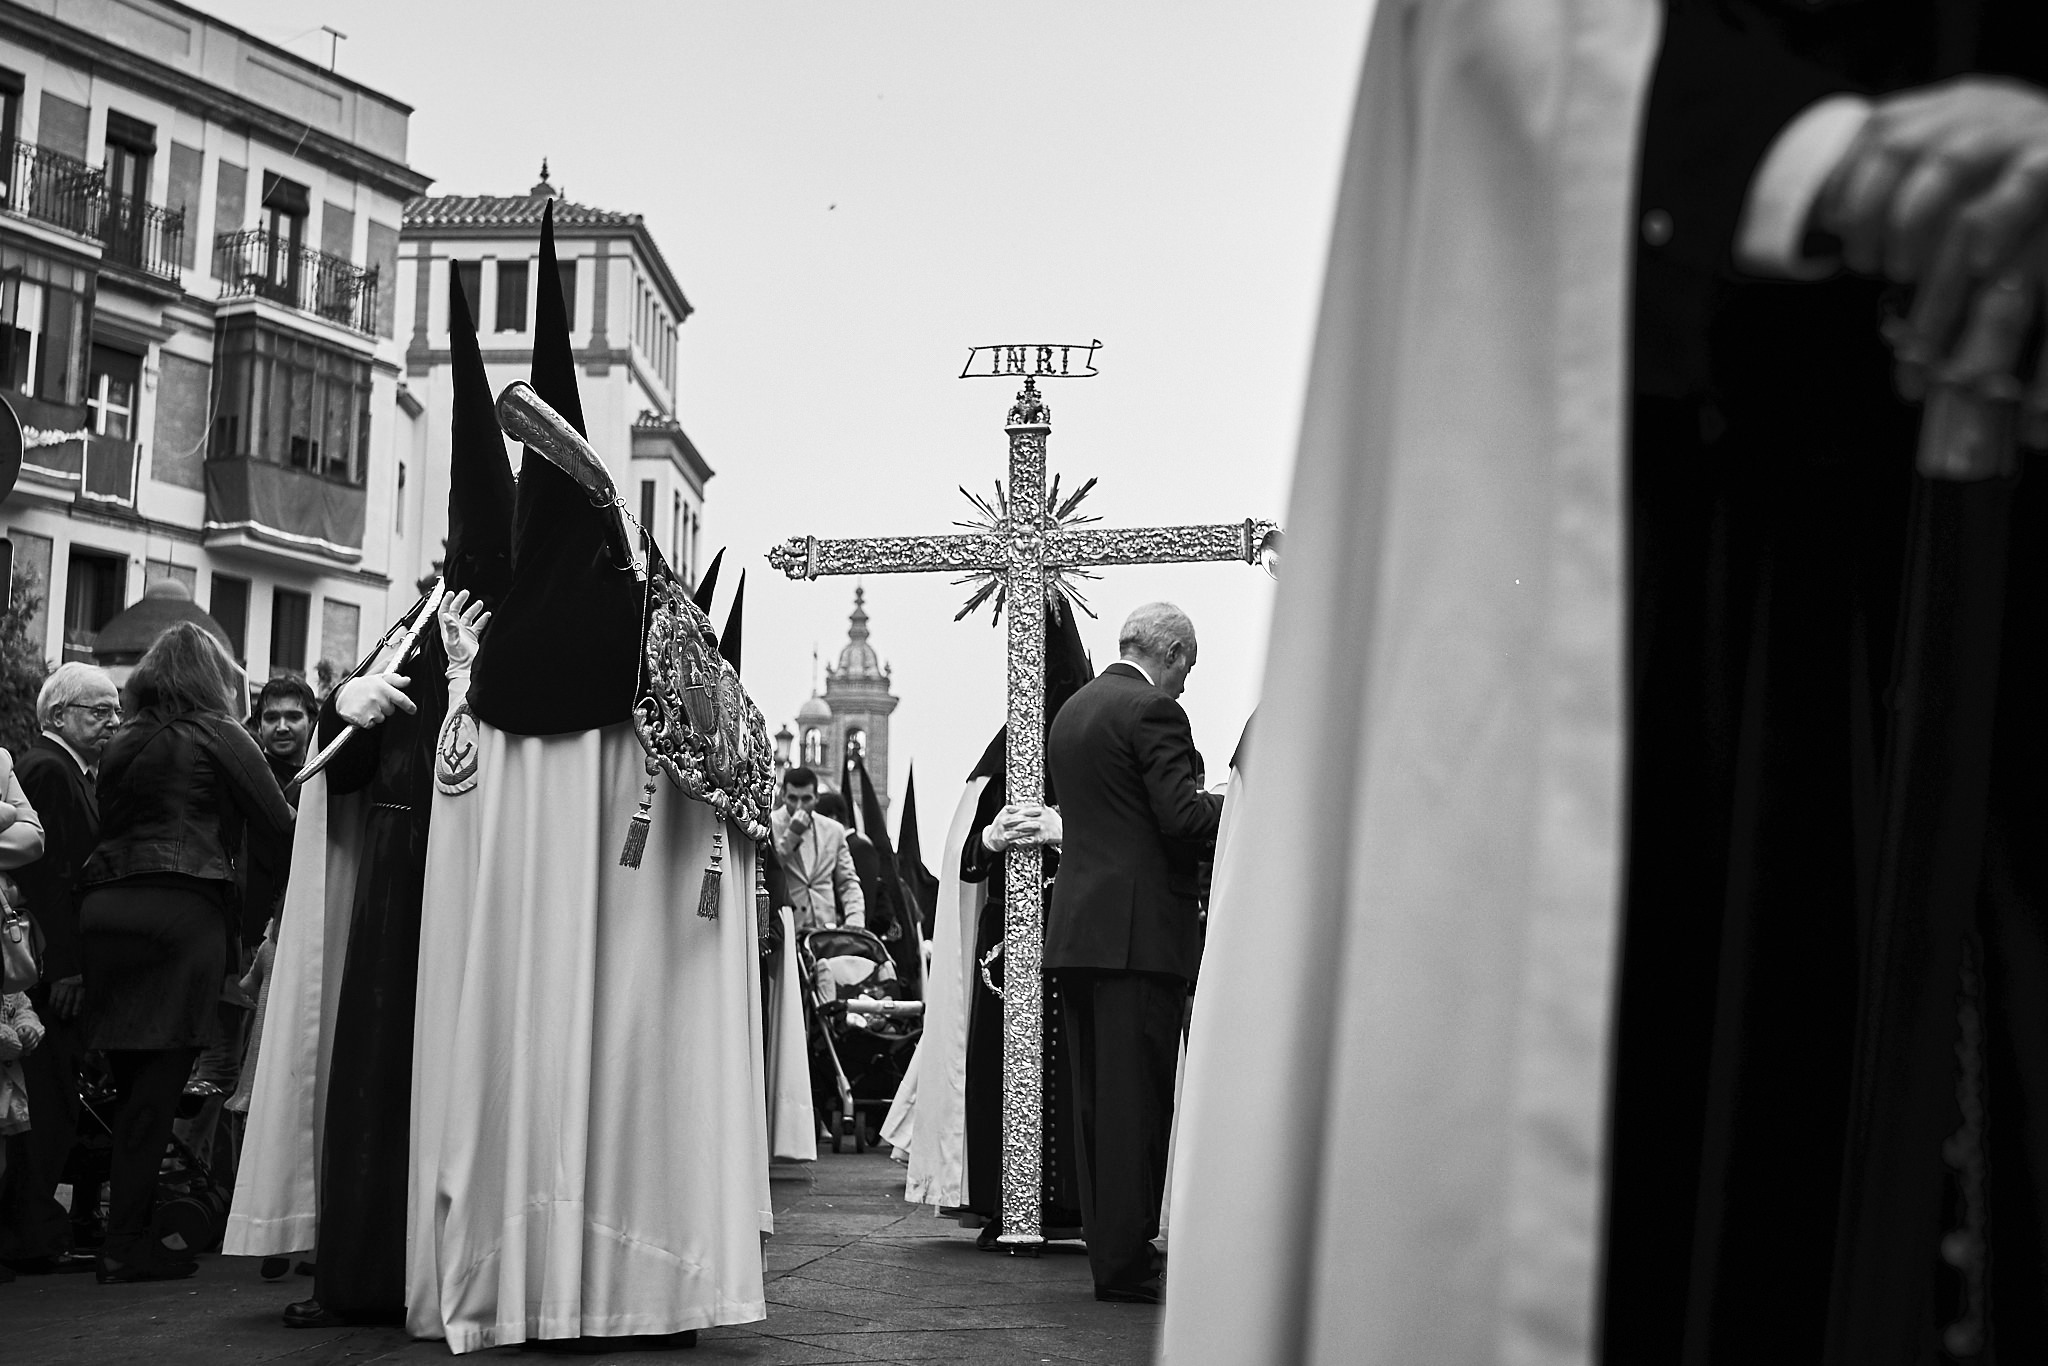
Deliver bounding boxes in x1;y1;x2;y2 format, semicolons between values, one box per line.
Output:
822;586;899;812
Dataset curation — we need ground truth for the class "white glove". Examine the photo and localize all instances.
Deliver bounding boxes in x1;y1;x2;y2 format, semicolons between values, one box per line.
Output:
983;802;1061;851
438;589;492;669
336;672;415;726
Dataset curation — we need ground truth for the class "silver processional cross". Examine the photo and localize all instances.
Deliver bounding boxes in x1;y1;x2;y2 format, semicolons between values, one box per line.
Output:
770;347;1278;1248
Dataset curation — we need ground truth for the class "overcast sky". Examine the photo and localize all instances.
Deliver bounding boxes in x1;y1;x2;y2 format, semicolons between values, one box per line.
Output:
200;0;1373;856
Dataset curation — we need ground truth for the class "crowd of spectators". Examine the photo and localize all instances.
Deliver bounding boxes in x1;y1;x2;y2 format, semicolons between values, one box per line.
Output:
0;632;310;1284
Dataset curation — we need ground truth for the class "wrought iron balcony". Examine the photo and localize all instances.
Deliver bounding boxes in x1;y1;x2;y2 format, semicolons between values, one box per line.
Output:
215;230;379;335
4;142;104;238
1;145;186;284
99;194;185;283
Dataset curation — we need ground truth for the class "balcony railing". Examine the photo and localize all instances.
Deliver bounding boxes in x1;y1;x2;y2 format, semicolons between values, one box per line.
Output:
99;194;185;283
5;142;104;238
0;144;188;284
215;230;379;335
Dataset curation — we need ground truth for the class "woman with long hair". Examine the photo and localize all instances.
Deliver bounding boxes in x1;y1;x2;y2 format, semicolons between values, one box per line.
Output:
80;623;293;1282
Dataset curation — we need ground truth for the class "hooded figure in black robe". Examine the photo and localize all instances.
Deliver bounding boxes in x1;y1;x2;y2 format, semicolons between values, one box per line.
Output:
285;266;515;1328
1607;5;2048;1362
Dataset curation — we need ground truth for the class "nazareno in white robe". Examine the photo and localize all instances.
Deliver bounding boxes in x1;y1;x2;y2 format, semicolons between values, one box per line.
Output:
223;772;362;1257
888;775;988;1208
1162;1;1659;1363
406;718;771;1351
765;903;817;1162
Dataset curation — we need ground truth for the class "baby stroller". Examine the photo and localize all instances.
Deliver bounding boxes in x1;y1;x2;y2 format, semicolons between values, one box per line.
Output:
801;925;923;1153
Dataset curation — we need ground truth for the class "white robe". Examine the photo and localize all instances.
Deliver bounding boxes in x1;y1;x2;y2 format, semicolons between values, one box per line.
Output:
1161;2;1657;1363
894;775;988;1208
406;721;770;1351
223;773;362;1256
766;905;817;1161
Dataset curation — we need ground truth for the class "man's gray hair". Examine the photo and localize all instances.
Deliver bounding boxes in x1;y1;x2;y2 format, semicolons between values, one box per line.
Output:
1118;602;1196;661
37;661;115;728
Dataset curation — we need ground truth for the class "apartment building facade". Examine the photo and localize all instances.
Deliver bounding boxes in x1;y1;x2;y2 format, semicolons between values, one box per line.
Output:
0;0;428;684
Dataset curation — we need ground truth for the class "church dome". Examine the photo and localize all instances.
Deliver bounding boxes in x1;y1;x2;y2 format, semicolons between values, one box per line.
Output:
796;693;832;725
832;586;887;681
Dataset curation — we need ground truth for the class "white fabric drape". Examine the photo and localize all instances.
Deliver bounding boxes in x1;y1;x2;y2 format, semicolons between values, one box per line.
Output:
223;774;362;1256
407;722;770;1351
767;906;817;1161
880;1037;916;1158
897;775;988;1208
1161;2;1658;1363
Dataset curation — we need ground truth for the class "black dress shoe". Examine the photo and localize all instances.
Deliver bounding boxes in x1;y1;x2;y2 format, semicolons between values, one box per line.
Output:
259;1256;291;1280
95;1240;198;1284
3;1251;99;1275
1094;1278;1165;1305
283;1298;342;1329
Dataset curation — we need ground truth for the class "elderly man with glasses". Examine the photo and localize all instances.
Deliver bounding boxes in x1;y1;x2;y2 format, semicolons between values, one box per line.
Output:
0;663;119;1271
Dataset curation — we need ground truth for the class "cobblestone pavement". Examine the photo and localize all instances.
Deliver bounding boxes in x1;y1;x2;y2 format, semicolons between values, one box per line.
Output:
1;1150;1159;1366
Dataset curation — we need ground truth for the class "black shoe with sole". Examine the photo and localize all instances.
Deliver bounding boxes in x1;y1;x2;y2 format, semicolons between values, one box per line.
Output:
283;1298;338;1329
95;1240;198;1284
3;1251;99;1275
1094;1279;1165;1305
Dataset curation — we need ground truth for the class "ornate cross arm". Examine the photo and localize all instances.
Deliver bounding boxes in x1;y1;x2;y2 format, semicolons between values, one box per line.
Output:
768;532;1004;581
1049;519;1281;569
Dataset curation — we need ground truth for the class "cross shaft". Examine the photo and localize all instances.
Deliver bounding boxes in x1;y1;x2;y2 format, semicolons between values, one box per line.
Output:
770;378;1275;1248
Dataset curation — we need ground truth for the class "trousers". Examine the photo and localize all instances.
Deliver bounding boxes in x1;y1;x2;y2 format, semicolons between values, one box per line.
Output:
1056;968;1184;1291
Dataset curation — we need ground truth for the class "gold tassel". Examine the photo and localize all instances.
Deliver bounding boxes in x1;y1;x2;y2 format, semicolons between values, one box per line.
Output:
619;771;658;868
697;829;724;919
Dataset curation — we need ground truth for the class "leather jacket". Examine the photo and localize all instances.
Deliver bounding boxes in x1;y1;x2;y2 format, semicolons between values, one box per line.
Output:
84;707;295;889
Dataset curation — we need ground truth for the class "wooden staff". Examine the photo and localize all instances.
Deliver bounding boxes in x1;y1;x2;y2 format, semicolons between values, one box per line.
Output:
291;580;447;786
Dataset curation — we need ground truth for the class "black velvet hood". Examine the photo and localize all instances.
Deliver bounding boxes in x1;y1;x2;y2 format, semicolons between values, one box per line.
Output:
467;201;648;735
443;266;515;610
966;597;1093;792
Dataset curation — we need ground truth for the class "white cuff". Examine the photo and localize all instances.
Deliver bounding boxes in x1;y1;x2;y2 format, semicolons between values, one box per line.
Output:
1735;95;1872;280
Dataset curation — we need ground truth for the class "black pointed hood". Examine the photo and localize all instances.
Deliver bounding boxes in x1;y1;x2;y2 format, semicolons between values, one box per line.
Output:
443;265;515;609
467;200;648;735
966;599;1093;787
719;571;745;672
853;754;895;863
693;548;725;615
896;766;941;940
1045;595;1093;721
897;767;926;869
840;744;859;836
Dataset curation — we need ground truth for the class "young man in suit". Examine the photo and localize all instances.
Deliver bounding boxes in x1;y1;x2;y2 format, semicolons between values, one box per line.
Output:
771;768;866;932
1043;602;1222;1303
2;663;119;1269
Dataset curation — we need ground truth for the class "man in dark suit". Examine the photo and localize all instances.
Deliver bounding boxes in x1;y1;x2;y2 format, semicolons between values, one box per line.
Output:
2;663;118;1268
1044;602;1222;1303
